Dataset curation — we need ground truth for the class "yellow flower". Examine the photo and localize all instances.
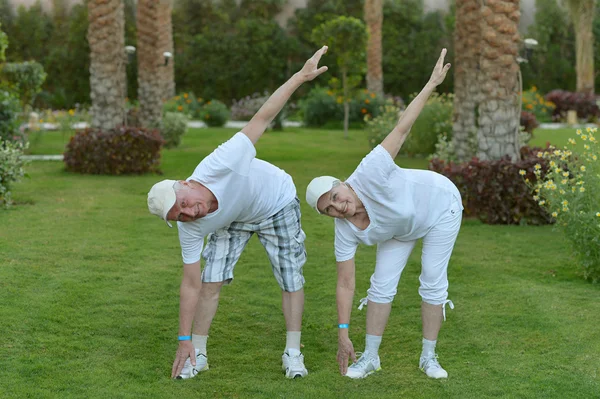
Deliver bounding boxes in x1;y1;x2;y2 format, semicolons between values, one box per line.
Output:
549;161;556;167
534;164;542;170
562;172;569;177
561;179;567;184
336;96;343;104
519;170;526;176
327;90;333;96
582;135;588;141
563;207;569;212
562;200;569;206
568;138;576;145
580;187;586;192
553;150;562;156
68;109;75;116
537;152;543;158
539;200;546;205
555;168;562;173
572;187;576;193
593;155;598;161
183;93;188;99
552;212;558;217
186;99;192;104
586;127;592;133
596;212;600;217
584;144;590;150
559;189;565;194
576;129;582;135
177;105;183;111
533;195;539;201
370;93;376;99
580;166;586;172
365;99;370;104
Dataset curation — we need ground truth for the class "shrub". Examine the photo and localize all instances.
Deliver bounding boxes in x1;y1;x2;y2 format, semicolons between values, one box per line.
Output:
64;126;164;175
156;112;188;149
163;92;204;119
523;128;600;282
366;93;453;156
545;90;600;122
521;86;555;123
429;145;553;225
520;111;539;134
0;140;28;208
1;61;47;108
231;91;269;121
0;90;23;143
200;100;230;127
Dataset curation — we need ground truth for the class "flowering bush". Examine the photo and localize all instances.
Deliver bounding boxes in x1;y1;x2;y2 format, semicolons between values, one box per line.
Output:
522;127;600;282
301;87;384;128
231;92;269;121
163;92;204;119
200;100;230;127
522;86;555;123
366;93;453;156
0;139;28;208
430;145;553;225
545;90;600;122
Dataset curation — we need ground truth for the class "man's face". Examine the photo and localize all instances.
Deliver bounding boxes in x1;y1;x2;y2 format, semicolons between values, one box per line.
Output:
166;181;211;223
316;183;357;219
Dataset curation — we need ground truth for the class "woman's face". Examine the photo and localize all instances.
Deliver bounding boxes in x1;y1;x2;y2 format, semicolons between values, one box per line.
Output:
316;182;357;219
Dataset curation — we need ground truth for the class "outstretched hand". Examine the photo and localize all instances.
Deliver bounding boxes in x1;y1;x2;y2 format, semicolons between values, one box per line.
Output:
298;46;329;82
428;48;451;87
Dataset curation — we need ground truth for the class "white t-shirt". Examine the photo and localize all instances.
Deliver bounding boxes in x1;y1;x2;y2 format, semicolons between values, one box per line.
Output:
334;145;462;262
178;132;296;264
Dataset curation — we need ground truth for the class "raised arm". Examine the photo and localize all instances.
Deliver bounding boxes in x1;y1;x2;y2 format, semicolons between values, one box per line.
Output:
241;46;329;144
381;48;451;159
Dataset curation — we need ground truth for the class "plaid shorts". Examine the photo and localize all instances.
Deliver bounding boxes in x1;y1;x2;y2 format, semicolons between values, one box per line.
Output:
201;198;306;292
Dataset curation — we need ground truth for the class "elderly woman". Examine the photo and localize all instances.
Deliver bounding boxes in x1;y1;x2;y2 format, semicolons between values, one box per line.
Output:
305;49;461;380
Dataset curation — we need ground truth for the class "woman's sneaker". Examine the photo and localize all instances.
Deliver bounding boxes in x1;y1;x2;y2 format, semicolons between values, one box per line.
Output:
419;352;448;379
345;351;381;379
282;351;308;379
177;349;209;379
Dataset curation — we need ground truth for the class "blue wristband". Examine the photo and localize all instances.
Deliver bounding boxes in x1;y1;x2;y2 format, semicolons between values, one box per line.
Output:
338;323;349;329
178;335;192;341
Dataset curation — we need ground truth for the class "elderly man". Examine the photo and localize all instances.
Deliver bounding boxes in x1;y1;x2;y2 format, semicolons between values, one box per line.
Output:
148;46;328;380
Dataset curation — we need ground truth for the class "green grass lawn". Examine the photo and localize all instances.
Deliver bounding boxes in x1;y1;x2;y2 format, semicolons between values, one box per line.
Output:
2;127;599;398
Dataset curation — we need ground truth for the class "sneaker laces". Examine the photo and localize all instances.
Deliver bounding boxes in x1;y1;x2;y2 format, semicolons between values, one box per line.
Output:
357;297;368;311
351;352;372;370
421;353;442;371
442;299;454;321
287;352;304;369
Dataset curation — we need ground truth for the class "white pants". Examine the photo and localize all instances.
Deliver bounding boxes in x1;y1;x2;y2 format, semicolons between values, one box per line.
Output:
366;197;462;306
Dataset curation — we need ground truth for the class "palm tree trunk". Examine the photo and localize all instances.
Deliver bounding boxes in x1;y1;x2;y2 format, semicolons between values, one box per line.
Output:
452;0;482;162
88;0;126;130
567;0;596;95
137;0;170;127
364;0;383;97
477;0;521;161
157;0;175;100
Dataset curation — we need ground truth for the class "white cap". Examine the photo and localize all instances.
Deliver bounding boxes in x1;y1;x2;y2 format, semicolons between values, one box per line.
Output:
148;179;178;228
306;176;339;213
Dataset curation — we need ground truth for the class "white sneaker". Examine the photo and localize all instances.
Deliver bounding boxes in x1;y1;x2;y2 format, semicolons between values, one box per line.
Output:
282;351;308;379
177;349;209;380
345;352;381;379
419;352;448;379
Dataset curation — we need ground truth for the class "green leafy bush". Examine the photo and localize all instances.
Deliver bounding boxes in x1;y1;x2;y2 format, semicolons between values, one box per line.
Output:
201;100;230;127
0;22;7;63
0;90;23;143
366;93;453;156
155;112;188;149
524;128;600;282
1;61;47;108
0;139;28;208
64;127;164;175
302;86;384;128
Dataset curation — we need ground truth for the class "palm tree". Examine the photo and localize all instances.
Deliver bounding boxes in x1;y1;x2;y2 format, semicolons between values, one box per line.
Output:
364;0;383;96
88;0;126;130
452;0;482;162
137;0;168;127
566;0;596;95
453;0;521;161
157;0;175;101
